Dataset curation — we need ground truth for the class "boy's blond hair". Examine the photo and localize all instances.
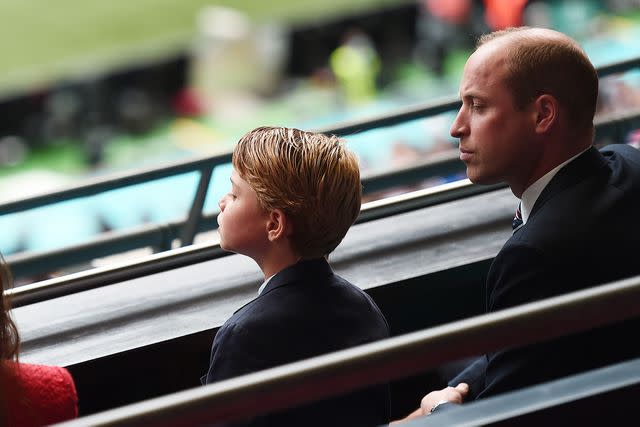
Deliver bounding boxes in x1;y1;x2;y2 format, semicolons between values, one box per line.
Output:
233;126;361;258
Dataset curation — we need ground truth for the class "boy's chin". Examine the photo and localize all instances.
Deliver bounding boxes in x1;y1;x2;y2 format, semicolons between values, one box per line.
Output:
217;238;229;251
219;241;241;256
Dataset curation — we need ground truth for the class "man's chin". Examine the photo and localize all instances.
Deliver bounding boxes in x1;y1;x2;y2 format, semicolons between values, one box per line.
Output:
470;178;499;186
466;171;501;186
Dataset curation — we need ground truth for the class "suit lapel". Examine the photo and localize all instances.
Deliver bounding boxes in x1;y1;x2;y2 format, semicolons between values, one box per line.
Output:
528;147;607;219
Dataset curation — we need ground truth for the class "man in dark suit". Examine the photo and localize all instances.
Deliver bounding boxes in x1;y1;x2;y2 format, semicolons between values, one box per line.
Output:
202;127;390;426
395;27;640;421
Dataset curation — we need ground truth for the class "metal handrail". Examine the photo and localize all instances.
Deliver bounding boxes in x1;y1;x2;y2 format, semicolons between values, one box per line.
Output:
55;272;640;427
6;178;504;307
413;357;640;426
0;155;230;216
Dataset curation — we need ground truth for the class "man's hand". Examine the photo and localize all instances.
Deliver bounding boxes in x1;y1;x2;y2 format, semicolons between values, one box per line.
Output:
420;383;469;414
389;383;469;424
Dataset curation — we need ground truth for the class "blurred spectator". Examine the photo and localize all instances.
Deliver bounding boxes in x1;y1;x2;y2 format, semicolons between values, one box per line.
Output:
627;129;640;149
172;87;206;117
483;0;528;30
414;0;479;75
330;29;380;105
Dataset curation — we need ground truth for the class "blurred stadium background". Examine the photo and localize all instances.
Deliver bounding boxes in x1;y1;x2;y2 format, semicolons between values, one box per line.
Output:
1;0;639;281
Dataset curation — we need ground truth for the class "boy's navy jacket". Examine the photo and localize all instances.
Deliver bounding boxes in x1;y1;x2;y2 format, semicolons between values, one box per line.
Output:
202;257;390;427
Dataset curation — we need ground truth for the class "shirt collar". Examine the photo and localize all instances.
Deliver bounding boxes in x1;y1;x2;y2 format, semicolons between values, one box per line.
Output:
258;275;274;296
520;147;590;224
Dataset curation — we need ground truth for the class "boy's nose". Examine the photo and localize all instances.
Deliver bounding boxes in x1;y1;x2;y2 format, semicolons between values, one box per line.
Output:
218;197;226;211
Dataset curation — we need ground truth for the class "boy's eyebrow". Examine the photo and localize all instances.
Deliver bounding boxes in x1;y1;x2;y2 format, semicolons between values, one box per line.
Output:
230;176;240;191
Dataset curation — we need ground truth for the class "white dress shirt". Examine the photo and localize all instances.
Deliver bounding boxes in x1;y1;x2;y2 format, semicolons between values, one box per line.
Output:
258;275;274;295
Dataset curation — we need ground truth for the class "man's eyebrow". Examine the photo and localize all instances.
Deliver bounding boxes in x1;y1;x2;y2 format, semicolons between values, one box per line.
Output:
461;92;485;102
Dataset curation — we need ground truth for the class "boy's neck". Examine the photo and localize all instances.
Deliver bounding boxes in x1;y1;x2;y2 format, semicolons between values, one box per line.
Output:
255;244;301;279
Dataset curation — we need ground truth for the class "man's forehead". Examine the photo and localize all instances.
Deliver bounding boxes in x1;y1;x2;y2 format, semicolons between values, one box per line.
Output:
460;48;507;95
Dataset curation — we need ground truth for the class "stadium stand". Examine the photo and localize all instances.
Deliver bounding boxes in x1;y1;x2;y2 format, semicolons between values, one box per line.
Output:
3;55;640;424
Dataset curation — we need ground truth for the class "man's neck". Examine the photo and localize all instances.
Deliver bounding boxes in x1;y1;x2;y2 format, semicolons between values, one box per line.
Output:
513;139;592;198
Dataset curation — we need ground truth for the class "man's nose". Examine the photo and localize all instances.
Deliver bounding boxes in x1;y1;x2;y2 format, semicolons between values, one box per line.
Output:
450;109;467;138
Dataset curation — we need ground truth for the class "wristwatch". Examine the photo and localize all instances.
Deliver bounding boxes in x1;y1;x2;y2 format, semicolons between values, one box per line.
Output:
430;399;450;414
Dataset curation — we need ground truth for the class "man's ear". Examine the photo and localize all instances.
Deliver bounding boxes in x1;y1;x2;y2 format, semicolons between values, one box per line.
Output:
533;94;558;134
266;209;292;242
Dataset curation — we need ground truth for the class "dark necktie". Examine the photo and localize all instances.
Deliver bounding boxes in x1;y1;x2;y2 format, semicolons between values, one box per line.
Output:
512;203;523;231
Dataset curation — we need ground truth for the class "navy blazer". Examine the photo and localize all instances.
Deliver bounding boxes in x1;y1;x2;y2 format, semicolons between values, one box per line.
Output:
450;144;640;399
202;258;390;427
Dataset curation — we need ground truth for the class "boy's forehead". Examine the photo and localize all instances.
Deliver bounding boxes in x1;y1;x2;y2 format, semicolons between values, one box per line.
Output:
230;169;248;188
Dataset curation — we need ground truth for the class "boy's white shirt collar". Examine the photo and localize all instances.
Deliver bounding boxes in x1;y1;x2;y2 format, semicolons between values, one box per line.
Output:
258;274;275;295
520;147;590;224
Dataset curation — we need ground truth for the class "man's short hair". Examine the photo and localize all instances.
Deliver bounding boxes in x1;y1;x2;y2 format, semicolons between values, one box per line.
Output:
478;27;598;130
233;126;361;258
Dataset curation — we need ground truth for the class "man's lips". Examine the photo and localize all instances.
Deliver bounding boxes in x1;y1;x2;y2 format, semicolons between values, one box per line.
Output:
459;147;473;162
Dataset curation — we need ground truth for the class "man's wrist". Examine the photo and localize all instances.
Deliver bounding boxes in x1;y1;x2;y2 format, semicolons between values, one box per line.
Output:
429;399;450;414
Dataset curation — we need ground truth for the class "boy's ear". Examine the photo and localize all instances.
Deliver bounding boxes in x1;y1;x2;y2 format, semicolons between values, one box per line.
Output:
266;209;292;242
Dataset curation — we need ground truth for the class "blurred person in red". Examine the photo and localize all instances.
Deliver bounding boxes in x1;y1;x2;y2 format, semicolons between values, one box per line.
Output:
415;0;478;75
483;0;528;30
1;255;78;426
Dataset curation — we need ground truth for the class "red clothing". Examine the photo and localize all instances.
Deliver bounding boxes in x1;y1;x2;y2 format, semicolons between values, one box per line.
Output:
2;362;78;426
483;0;528;30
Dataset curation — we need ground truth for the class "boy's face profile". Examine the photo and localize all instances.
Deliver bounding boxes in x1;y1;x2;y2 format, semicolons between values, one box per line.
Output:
217;170;270;259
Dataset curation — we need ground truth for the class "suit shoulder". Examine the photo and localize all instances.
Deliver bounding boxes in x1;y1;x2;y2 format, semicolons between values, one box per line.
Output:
601;143;640;161
601;144;640;179
233;273;388;336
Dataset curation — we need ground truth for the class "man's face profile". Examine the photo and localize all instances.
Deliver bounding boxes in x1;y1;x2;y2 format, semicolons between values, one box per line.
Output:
450;39;538;192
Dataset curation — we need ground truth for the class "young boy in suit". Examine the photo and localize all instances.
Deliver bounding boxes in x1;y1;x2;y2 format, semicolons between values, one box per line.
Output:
202;126;390;426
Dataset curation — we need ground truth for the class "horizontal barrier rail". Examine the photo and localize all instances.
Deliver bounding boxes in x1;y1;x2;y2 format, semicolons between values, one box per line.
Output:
0;156;230;216
6;178;504;307
415;357;640;426
56;272;640;426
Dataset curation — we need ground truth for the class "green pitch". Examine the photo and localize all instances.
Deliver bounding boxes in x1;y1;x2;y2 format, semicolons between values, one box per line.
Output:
0;0;409;95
